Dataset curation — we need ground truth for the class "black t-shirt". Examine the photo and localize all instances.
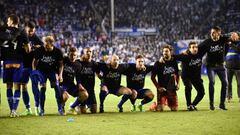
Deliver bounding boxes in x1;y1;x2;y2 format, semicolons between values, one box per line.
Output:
0;27;28;61
34;46;63;73
152;59;179;90
23;34;43;68
77;60;99;93
125;64;153;90
62;57;82;86
174;52;203;78
198;36;229;66
99;63;128;90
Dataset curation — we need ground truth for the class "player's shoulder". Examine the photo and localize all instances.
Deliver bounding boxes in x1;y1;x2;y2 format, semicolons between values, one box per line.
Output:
54;46;62;52
54;46;64;55
17;28;27;37
128;63;136;67
63;56;69;62
73;59;82;68
30;34;43;43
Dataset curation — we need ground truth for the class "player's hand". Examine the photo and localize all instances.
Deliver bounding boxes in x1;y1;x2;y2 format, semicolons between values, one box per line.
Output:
181;50;188;55
159;57;165;63
230;32;239;41
101;85;109;93
176;84;180;91
157;87;166;92
79;84;87;92
35;45;41;48
58;75;63;83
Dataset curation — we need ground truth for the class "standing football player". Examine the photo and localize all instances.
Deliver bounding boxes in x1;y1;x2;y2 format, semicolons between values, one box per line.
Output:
198;26;238;110
174;41;205;111
32;36;64;116
1;14;30;117
226;32;240;102
20;21;43;115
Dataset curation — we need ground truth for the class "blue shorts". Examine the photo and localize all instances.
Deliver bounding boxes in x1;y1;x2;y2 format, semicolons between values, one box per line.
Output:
61;84;79;97
20;68;32;84
38;70;58;88
108;86;124;96
3;61;23;83
135;88;150;99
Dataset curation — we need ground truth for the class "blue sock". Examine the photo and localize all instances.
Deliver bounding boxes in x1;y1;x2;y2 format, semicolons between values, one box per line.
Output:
99;90;107;106
54;85;63;111
7;89;13;111
70;97;81;108
40;87;46;112
13;90;21;110
22;90;30;109
141;96;153;105
118;94;130;107
31;75;40;107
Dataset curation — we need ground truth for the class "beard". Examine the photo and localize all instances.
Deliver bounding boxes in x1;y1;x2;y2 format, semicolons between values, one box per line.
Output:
163;55;170;60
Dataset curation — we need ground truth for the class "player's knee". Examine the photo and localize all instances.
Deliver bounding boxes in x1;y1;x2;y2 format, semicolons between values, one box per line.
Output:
101;85;108;91
62;91;69;102
22;84;28;91
100;86;108;94
145;90;154;98
80;91;89;101
13;83;21;90
7;83;13;89
148;92;154;99
124;88;132;95
132;90;137;98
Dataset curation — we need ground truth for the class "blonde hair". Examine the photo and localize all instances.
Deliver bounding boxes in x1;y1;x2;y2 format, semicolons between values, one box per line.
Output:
43;36;55;45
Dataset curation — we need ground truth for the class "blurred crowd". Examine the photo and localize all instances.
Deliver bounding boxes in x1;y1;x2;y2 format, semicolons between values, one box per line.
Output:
0;0;239;63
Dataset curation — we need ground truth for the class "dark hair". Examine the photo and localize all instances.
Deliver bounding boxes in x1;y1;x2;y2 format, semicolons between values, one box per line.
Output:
211;26;221;31
25;21;36;29
188;41;197;48
161;44;173;54
135;54;144;60
8;14;19;25
69;47;77;53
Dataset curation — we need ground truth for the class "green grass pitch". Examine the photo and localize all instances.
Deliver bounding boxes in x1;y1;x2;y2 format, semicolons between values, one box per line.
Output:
0;75;240;135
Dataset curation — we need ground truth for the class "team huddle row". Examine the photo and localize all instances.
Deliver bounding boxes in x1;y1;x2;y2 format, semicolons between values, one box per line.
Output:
1;14;240;117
